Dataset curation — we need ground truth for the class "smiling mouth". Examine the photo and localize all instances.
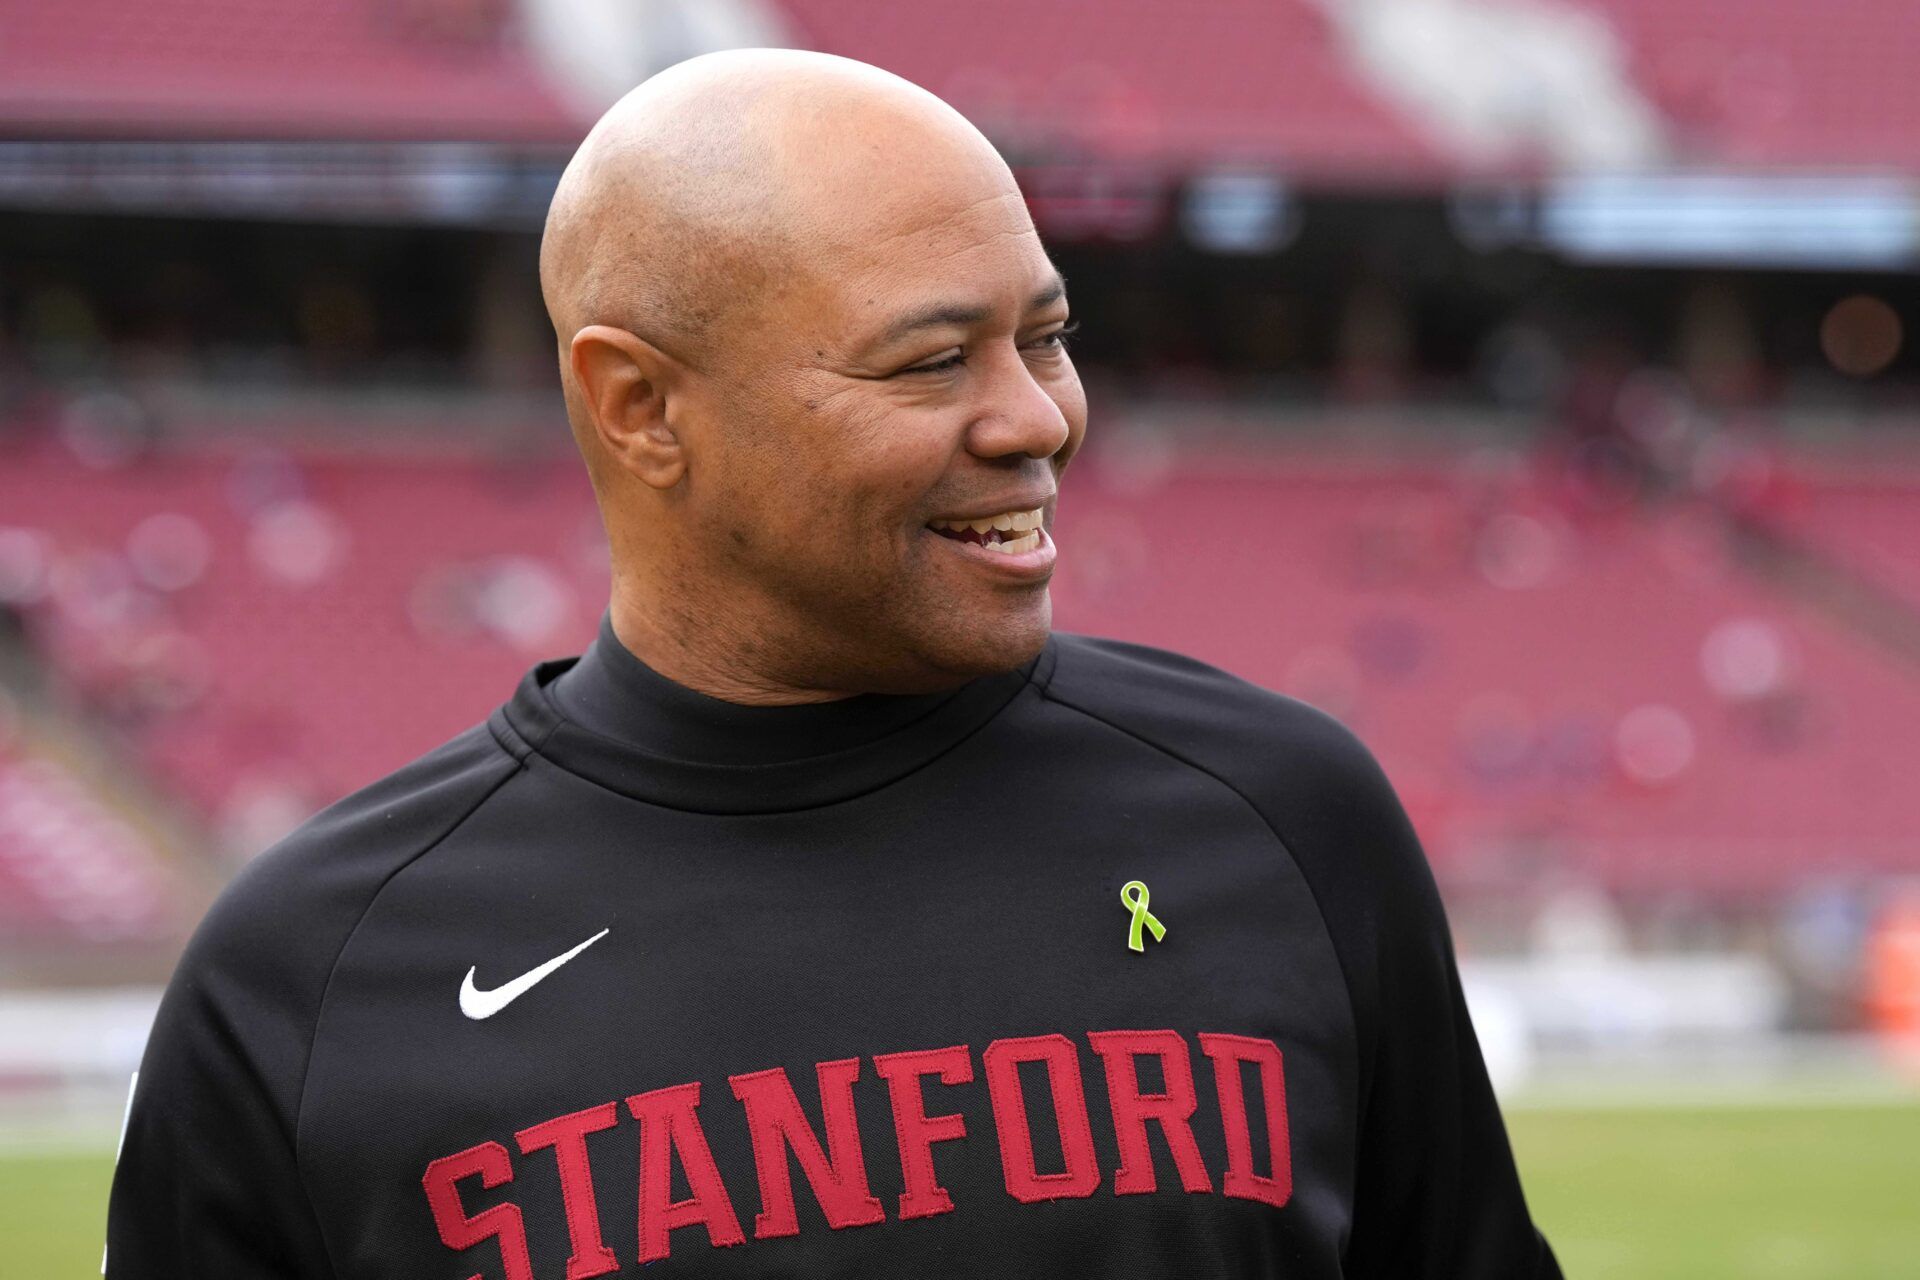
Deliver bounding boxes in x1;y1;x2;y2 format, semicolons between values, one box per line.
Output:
927;507;1045;555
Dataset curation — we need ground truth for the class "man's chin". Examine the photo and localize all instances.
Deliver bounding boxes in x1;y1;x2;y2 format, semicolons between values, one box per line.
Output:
914;597;1052;682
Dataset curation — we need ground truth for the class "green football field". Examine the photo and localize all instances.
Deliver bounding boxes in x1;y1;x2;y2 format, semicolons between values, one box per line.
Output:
8;1101;1918;1277
1508;1100;1920;1278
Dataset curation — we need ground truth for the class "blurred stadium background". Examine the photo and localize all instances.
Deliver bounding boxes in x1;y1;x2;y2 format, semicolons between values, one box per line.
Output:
3;0;1919;1274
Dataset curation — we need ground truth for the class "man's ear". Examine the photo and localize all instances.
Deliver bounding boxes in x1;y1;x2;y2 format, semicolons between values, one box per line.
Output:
569;325;688;490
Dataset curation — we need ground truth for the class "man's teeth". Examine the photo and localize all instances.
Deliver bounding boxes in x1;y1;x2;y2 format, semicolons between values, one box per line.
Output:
930;508;1043;535
927;508;1045;555
982;529;1041;555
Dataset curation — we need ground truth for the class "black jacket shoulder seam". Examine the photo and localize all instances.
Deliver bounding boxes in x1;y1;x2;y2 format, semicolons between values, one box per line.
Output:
288;746;527;1263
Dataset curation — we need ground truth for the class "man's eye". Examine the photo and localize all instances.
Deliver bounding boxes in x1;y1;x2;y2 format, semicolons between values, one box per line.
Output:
897;322;1077;376
900;352;966;375
1027;319;1080;352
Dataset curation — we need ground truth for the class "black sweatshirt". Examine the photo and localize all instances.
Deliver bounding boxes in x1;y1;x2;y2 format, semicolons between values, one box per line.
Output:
106;619;1560;1279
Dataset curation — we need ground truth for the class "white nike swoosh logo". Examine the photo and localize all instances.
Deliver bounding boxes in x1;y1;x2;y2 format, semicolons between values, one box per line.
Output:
459;928;609;1021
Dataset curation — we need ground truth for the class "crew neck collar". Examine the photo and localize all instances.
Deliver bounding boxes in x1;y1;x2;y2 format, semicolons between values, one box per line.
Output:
492;613;1053;814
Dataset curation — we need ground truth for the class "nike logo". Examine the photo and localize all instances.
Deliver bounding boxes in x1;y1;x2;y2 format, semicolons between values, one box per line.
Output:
459;928;610;1021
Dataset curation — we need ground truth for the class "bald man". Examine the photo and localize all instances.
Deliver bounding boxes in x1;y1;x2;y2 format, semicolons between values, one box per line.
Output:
107;50;1558;1280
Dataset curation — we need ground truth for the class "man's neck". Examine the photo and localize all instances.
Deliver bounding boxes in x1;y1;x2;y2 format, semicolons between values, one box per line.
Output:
605;589;859;706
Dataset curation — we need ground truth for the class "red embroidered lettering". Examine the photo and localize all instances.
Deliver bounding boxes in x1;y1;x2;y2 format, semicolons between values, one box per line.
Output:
1198;1033;1293;1208
1087;1029;1214;1195
728;1058;886;1239
871;1044;973;1220
625;1081;747;1263
982;1034;1101;1203
422;1141;536;1280
513;1102;620;1279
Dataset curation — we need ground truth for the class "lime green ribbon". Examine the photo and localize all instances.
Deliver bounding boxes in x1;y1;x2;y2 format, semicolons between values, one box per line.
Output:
1121;880;1166;952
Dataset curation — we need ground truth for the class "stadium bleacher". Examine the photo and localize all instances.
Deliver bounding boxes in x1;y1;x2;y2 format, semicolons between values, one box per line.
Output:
0;433;601;835
6;0;1918;173
4;424;1915;898
776;0;1439;175
1781;458;1920;612
1578;0;1920;168
0;0;575;139
1055;440;1920;893
0;739;170;944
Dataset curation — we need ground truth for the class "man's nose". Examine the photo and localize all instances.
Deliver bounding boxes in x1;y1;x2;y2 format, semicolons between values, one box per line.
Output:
964;350;1073;461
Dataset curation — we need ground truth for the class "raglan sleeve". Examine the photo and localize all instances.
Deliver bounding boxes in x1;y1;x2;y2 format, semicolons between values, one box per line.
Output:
104;859;337;1279
1281;714;1562;1279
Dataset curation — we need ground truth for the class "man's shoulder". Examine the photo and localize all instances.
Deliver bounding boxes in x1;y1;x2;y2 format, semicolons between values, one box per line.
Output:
135;720;523;1130
1039;632;1429;905
1042;633;1447;1033
182;719;523;989
1041;631;1377;788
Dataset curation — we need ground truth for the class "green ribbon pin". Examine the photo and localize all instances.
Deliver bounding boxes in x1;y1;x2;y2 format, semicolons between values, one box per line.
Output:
1121;880;1166;952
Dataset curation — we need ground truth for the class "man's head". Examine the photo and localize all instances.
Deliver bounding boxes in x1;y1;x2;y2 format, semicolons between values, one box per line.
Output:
541;49;1086;701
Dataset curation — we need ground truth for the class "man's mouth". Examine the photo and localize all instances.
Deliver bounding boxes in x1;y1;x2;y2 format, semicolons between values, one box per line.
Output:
927;507;1044;555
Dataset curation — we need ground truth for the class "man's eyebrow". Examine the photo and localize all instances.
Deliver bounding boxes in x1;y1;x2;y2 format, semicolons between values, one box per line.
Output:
877;302;993;346
874;275;1070;347
1029;275;1067;311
